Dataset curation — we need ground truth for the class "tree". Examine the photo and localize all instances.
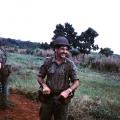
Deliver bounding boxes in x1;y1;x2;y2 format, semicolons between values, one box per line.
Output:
52;22;77;48
52;23;99;55
99;48;114;57
40;42;50;50
77;27;99;54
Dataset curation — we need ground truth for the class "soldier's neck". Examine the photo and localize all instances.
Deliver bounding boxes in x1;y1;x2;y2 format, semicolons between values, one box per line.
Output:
55;56;65;65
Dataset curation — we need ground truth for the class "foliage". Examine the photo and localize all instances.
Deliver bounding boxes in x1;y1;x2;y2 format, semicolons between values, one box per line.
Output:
40;42;50;50
0;37;41;49
70;48;80;56
52;23;77;48
72;53;120;73
89;54;120;72
99;47;114;57
91;60;120;72
0;37;50;55
33;49;54;57
7;52;120;120
7;53;44;91
52;23;99;55
89;104;120;120
77;27;99;54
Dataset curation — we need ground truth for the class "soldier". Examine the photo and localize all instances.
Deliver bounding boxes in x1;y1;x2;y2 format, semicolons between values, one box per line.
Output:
0;48;11;109
37;36;79;120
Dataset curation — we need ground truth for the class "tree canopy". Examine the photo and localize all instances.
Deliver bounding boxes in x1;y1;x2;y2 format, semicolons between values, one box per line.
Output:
52;22;99;55
99;48;114;57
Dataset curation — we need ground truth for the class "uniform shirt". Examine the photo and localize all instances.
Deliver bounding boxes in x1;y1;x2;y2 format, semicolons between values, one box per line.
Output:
0;65;11;82
38;56;79;91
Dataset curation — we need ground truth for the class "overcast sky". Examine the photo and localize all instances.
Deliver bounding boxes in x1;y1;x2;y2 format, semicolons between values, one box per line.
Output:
0;0;120;54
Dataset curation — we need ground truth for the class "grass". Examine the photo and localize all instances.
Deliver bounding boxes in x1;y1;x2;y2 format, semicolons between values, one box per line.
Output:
6;53;120;119
7;53;44;91
71;67;120;119
76;67;120;105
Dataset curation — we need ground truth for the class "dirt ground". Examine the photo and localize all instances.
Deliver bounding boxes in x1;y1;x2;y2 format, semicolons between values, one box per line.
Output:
0;93;40;120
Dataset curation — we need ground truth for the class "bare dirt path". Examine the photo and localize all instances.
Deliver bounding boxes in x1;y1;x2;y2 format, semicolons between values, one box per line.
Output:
0;93;40;120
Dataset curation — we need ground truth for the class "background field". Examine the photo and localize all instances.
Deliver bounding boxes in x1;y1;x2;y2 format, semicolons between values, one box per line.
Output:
7;52;120;120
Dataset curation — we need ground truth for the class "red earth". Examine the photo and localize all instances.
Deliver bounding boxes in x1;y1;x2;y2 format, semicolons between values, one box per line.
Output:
0;93;40;120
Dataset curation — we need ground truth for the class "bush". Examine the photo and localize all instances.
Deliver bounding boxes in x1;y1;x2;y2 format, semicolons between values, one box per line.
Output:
90;56;120;72
33;49;54;57
70;49;80;56
90;104;120;120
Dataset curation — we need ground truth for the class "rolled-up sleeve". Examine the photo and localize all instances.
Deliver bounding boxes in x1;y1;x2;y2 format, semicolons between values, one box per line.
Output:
38;59;48;78
69;61;79;82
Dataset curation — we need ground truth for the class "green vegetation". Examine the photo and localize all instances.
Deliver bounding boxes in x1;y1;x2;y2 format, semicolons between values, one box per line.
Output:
8;53;44;91
76;67;120;103
52;23;99;55
74;53;120;73
99;47;114;57
7;52;120;120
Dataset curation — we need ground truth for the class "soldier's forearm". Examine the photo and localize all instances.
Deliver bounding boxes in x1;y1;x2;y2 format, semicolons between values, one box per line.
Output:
69;80;79;92
37;77;47;88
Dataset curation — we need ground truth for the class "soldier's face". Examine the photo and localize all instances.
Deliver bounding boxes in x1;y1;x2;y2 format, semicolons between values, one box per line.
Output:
55;46;69;59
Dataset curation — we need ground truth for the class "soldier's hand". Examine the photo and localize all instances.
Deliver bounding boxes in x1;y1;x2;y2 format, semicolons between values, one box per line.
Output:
42;85;51;95
60;89;71;99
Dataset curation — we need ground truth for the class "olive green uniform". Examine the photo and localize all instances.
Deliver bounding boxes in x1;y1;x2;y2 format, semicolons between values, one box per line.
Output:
38;56;79;120
0;65;11;108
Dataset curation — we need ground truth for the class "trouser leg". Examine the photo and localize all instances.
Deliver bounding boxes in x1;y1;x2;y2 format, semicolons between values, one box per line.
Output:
39;102;53;120
53;104;69;120
1;81;8;106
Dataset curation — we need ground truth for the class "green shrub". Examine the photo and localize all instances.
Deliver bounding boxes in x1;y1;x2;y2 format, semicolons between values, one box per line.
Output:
90;57;120;72
78;54;120;72
89;104;120;120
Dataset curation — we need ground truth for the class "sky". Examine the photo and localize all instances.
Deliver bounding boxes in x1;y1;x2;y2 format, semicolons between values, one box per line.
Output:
0;0;120;54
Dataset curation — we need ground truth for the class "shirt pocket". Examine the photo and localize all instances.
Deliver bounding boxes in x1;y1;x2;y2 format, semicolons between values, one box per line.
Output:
47;65;55;74
58;69;65;76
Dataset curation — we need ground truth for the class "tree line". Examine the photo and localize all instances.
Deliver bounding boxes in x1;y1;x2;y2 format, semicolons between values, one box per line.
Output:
0;22;114;57
51;23;114;57
0;37;50;51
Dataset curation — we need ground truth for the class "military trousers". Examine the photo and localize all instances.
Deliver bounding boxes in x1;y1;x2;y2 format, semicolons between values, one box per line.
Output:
0;80;9;106
39;97;69;120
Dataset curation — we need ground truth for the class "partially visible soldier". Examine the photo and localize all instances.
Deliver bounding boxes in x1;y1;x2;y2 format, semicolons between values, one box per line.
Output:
0;48;11;109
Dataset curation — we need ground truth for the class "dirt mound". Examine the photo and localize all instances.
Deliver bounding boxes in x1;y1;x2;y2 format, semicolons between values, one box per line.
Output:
0;94;40;120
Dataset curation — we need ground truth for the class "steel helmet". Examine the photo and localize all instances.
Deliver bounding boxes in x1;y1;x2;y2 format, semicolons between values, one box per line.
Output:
54;36;70;47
